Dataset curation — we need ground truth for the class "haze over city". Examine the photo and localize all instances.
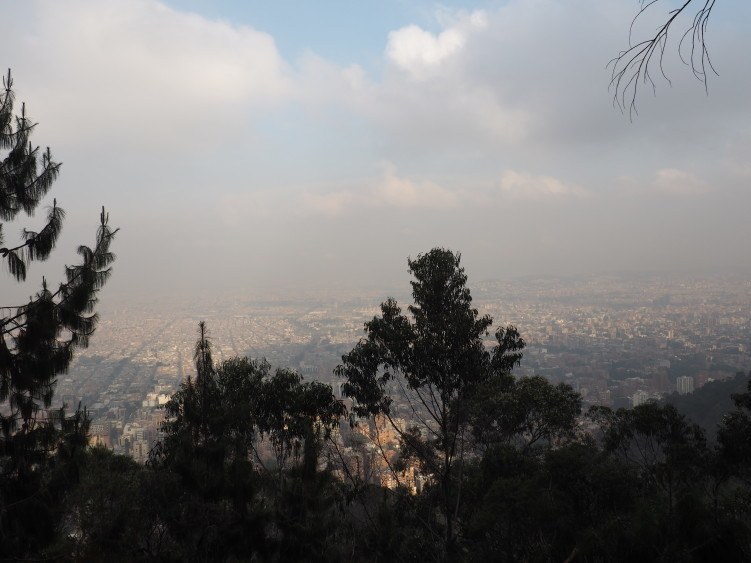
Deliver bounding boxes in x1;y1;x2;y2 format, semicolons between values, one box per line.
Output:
2;0;751;302
6;2;751;560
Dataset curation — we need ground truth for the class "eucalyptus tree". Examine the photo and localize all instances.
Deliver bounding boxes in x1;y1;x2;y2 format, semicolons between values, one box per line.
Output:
336;248;525;555
470;374;582;453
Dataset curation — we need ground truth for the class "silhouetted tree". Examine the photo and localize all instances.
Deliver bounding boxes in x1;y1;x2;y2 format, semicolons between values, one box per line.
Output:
593;402;708;514
0;70;116;559
336;248;525;557
718;379;751;475
586;401;748;560
256;366;345;482
153;322;347;561
470;374;582;453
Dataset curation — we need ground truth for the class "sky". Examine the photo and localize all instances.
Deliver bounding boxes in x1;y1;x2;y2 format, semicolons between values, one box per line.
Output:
2;0;751;301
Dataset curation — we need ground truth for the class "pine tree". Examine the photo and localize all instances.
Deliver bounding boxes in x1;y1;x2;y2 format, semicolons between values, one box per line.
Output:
0;69;117;550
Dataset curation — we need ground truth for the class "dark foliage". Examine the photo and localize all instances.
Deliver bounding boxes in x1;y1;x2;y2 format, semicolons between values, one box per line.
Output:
145;322;348;561
2;243;750;561
0;70;116;560
336;248;525;555
665;372;750;440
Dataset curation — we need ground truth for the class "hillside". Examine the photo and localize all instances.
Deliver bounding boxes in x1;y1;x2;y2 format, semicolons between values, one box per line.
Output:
664;372;750;440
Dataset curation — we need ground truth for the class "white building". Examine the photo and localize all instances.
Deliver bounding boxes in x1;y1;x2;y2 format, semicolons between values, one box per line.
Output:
632;389;649;407
676;376;694;395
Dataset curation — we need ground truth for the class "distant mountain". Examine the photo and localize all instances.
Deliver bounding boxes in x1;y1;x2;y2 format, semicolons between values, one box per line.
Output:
663;372;750;441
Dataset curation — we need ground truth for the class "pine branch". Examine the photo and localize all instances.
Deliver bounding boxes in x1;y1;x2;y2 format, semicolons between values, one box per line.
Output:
1;209;117;335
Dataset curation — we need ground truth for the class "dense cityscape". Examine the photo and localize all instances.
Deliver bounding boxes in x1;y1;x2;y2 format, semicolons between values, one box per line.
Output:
59;273;751;466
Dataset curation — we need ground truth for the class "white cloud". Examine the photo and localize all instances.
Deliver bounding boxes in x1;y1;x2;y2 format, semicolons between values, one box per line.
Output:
386;26;464;77
342;7;531;152
385;10;487;80
7;0;290;151
3;0;751;294
304;167;589;217
300;163;458;215
499;170;588;200
351;0;751;175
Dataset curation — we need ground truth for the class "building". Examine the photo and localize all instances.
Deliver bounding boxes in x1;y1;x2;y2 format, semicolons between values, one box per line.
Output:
676;376;694;395
632;389;649;407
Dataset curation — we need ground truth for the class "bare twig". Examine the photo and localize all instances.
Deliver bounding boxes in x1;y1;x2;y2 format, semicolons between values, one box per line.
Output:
609;0;717;118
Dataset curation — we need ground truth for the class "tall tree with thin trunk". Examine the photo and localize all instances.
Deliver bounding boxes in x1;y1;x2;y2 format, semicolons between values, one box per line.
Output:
336;248;524;557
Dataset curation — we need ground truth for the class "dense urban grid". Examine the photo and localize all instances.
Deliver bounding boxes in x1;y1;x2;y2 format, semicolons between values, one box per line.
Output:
60;274;751;466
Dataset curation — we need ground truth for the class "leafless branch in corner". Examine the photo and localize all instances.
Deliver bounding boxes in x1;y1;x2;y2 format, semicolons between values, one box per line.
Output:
609;0;717;118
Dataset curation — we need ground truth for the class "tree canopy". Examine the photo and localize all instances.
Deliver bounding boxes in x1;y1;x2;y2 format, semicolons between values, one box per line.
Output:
337;248;527;553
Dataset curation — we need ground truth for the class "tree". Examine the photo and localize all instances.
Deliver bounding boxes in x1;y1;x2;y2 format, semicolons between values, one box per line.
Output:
157;324;345;488
592;402;709;511
611;0;717;116
255;366;346;483
470;375;582;453
0;70;116;558
718;379;751;477
156;322;226;494
335;248;525;556
154;322;347;561
588;401;751;560
153;325;268;560
0;69;117;457
714;379;751;559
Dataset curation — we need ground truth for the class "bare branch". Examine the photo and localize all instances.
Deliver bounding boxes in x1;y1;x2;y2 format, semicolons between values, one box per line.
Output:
610;0;717;118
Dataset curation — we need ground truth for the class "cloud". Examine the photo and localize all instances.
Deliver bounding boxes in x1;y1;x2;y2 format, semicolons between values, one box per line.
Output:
347;0;751;179
300;164;458;216
4;0;751;296
386;25;465;78
499;170;588;200
300;165;588;217
386;10;487;80
373;163;458;208
5;0;290;152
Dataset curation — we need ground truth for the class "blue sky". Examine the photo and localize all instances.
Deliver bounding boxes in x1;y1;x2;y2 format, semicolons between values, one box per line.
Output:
2;0;751;299
162;0;486;66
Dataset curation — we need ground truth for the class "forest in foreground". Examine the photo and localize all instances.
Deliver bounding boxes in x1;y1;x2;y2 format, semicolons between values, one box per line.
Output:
2;248;751;562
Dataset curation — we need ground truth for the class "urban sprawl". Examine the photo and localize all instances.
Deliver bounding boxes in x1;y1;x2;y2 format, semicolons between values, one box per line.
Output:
56;274;751;488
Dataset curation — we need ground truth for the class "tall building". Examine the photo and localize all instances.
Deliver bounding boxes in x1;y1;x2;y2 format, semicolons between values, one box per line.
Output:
632;389;649;407
676;376;694;395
